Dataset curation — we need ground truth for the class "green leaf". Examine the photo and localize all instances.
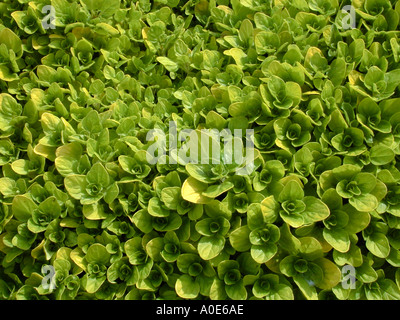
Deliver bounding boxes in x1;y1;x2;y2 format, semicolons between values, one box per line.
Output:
313;258;341;290
353;172;377;194
247;203;264;230
81;110;102;135
370;145;395;165
81;0;121;17
255;31;280;55
39;196;61;217
387;248;400;267
131;209;153;233
11;159;30;175
299;237;324;260
302;196;330;224
198;235;225;260
333;242;363;267
175;275;200;299
380;279;400;300
185;164;215;184
83;203;108;220
293;275;318;300
229;226;251;252
181;177;213;204
357;260;378;283
64;175;86;200
251;244;277;264
202;181;234;198
209;279;227;300
0;28;22;57
12;195;37;222
86;162;110;187
365;233;390;258
323;228;350;253
82;275;106;294
0;177;18;197
148;197;170;217
206;111;227;131
332;164;361;182
154;212;182;232
358;97;380;117
104;182;119;204
196;217;229;236
160;187;180;210
125;237;146;265
278;180;304;202
146;237;164;261
96;23;119;36
0;66;18;82
225;281;247;300
260;196;279;223
344;205;371;234
157;57;179;73
328;58;346;87
86;243;110;265
349;194;378;212
279;223;301;254
55;156;78;177
271;285;295;300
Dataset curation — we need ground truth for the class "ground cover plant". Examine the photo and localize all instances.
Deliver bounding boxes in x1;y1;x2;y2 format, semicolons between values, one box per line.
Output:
1;0;400;300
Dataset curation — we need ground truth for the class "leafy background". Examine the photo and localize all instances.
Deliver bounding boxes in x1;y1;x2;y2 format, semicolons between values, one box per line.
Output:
1;0;400;300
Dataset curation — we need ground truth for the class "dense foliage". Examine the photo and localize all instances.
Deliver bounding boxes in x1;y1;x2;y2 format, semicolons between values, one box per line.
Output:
1;0;400;300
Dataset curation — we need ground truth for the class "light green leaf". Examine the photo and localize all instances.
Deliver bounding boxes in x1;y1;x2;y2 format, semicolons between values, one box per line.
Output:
365;233;390;258
64;175;87;200
175;275;200;299
251;244;277;264
225;281;247;300
229;226;251;252
370;145;395;165
279;223;301;254
260;196;279;223
302;196;330;224
86;243;110;265
82;275;106;294
157;56;179;73
209;279;227;300
161;187;181;210
82;203;108;220
0;28;22;57
313;257;341;290
202;181;234;198
198;235;225;260
381;279;400;300
333;242;363;267
323;228;350;253
55;156;78;177
86;162;110;187
81;0;120;17
146;237;164;261
344;206;371;234
148;197;170;217
293;275;318;300
12;195;37;222
349;194;378;212
181;177;213;204
278;180;304;202
0;177;18;197
131;209;153;234
11;160;29;175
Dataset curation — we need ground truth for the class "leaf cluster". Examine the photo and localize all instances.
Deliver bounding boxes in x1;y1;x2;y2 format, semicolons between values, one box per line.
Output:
1;0;400;301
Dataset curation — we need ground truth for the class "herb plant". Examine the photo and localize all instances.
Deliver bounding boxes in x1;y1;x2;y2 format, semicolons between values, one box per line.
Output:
1;0;400;301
